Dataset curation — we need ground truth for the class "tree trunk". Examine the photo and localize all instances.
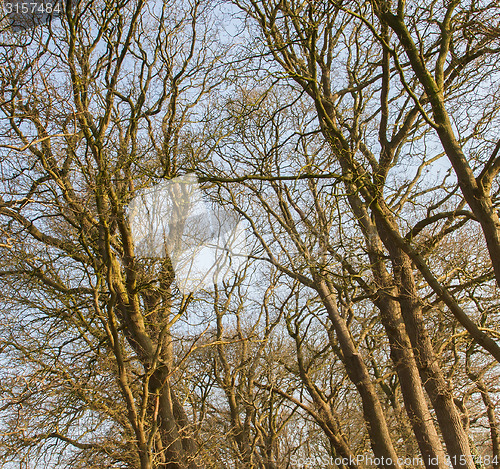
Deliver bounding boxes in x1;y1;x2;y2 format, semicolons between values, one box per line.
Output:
344;190;447;469
315;278;402;469
375;211;475;469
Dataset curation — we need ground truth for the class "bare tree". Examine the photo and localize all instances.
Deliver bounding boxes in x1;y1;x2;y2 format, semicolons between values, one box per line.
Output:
0;1;499;469
368;0;500;286
0;0;224;467
198;17;500;465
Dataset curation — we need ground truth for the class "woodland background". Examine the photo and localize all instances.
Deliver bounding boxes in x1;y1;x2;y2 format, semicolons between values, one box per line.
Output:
0;0;499;468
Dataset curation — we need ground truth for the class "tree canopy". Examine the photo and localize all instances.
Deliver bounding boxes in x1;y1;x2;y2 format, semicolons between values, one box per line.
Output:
0;1;499;468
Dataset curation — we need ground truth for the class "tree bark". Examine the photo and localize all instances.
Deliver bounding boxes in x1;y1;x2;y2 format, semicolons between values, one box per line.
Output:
315;278;402;469
344;192;448;469
375;209;476;469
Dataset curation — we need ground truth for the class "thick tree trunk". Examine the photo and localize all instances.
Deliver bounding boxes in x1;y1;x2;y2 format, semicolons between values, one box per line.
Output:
375;212;475;469
345;192;447;469
148;368;200;469
158;384;186;469
316;278;402;469
374;288;448;469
